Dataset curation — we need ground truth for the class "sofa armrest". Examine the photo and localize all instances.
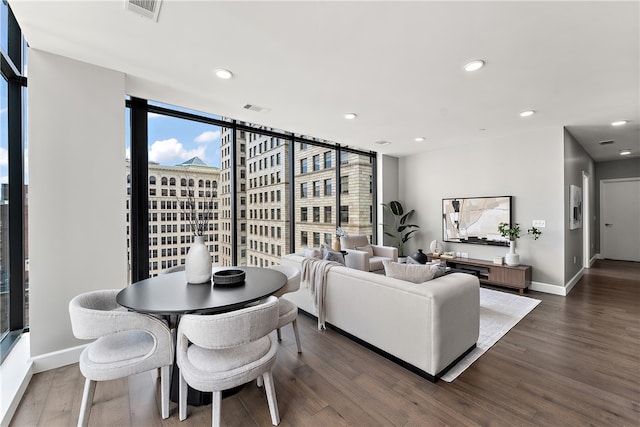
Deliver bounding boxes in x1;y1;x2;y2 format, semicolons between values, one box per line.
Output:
372;245;398;261
343;249;370;271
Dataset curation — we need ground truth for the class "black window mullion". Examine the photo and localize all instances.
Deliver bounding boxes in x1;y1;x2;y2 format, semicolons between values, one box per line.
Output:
7;68;24;332
288;138;295;253
371;154;378;244
230;122;237;265
130;97;149;282
335;145;341;228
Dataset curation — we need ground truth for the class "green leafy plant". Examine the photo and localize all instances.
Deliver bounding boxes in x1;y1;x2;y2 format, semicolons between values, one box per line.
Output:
498;223;542;241
382;200;420;257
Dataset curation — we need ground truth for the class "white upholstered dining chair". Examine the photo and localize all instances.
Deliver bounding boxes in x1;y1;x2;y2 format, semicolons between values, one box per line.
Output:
269;263;303;353
68;289;174;427
176;295;281;426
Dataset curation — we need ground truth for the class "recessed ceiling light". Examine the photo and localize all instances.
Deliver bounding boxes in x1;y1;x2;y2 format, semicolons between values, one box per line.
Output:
344;113;357;120
611;120;628;126
414;137;425;142
619;149;631;156
214;69;233;79
463;60;485;72
375;140;391;146
519;110;535;117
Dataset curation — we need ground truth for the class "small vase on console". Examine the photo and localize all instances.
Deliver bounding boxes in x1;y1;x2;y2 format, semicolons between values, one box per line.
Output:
333;237;342;251
505;240;520;266
185;235;212;284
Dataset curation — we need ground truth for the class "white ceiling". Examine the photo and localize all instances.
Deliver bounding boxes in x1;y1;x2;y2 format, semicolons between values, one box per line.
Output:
9;0;640;161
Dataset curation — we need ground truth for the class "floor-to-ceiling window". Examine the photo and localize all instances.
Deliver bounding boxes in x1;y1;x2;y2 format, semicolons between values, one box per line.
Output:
126;100;224;281
127;99;376;279
0;2;27;362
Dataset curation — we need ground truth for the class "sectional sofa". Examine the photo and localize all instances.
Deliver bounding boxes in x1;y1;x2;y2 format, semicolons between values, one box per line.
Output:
280;254;480;381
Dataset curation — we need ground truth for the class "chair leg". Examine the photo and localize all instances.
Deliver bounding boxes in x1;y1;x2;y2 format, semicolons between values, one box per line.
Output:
179;372;188;421
256;375;264;387
77;378;96;427
160;365;170;419
291;318;302;353
276;328;282;341
262;371;280;426
212;391;222;427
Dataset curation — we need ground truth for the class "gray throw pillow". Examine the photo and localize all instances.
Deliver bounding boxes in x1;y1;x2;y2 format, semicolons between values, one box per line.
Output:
323;249;345;265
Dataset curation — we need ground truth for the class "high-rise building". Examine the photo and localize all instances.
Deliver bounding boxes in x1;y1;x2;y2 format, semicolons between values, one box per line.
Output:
125;158;221;279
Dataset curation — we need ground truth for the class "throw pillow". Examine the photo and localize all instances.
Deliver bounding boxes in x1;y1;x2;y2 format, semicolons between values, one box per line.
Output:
301;247;322;259
382;260;439;284
355;245;374;257
323;250;345;265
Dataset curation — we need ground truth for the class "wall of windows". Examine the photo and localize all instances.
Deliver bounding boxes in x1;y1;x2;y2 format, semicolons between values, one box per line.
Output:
127;99;376;279
0;3;27;361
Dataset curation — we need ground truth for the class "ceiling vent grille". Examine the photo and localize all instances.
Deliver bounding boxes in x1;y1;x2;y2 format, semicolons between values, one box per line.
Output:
599;140;615;145
243;104;271;113
125;0;162;22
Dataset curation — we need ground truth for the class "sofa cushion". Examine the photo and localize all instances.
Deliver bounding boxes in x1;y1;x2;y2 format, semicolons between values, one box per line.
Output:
369;256;388;272
382;260;439;283
355;245;374;257
301;247;322;259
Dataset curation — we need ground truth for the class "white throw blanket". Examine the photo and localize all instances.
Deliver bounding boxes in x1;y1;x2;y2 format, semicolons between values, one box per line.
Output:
300;257;342;330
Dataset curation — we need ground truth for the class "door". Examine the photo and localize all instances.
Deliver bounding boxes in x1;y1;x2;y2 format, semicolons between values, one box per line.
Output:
601;178;640;261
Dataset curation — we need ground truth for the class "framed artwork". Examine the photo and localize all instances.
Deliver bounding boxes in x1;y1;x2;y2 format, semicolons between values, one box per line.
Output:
570;184;582;230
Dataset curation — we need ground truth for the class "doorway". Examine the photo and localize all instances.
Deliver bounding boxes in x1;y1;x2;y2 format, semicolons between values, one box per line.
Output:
600;178;640;262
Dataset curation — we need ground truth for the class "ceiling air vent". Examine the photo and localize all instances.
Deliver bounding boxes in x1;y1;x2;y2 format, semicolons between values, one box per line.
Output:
125;0;162;22
243;104;271;113
598;140;615;145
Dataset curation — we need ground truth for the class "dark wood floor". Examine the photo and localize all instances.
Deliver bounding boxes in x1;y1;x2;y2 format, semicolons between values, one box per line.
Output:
10;259;640;426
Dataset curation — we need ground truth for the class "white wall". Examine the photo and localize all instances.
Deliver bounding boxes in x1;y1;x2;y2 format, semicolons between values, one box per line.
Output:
28;50;127;362
563;128;595;282
378;154;399;246
399;127;566;291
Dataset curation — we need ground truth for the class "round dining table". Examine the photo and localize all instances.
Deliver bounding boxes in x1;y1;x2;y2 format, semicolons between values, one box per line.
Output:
116;266;288;405
116;266;287;316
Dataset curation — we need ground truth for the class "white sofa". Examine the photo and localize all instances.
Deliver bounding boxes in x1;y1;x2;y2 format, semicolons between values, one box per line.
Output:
280;254;480;381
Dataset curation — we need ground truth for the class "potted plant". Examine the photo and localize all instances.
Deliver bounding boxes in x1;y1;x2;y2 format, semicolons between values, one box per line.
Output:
382;200;420;261
497;222;542;266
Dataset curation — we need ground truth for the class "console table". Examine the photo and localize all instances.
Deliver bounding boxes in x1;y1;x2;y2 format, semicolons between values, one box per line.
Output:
427;254;531;294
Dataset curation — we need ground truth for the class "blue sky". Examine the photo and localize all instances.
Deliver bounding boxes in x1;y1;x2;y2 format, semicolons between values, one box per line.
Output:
125;111;222;168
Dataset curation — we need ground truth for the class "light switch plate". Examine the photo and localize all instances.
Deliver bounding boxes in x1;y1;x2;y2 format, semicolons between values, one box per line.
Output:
532;220;546;228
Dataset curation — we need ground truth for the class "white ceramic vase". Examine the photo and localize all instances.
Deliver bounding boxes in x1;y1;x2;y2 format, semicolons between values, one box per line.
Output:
185;235;212;284
505;240;520;266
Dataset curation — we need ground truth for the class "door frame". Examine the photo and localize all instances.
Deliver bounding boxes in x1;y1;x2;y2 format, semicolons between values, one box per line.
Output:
582;172;590;268
599;177;640;260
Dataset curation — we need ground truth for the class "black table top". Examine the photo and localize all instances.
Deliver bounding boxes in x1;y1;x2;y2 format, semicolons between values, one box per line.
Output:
116;266;287;315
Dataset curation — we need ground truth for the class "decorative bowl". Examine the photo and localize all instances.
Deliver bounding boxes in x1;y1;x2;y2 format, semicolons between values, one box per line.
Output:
213;269;246;286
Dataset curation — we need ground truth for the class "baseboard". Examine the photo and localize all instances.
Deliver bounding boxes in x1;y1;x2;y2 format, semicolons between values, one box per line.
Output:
297;309;474;382
1;334;33;427
30;344;85;374
529;281;567;296
590;255;598;267
564;268;584;296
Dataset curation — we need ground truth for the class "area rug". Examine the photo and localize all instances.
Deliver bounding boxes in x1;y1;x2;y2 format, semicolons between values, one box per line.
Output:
440;288;541;382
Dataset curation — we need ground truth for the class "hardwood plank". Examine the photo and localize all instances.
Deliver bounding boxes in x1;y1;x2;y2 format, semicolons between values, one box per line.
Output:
8;259;640;426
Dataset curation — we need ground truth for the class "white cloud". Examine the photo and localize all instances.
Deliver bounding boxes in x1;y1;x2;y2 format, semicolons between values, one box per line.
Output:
149;138;206;165
0;147;7;167
0;175;7;184
125;147;130;160
194;130;220;144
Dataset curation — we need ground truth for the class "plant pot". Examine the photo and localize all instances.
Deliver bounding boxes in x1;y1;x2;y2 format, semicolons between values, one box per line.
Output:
185;235;212;284
333;237;342;251
505;240;520;266
398;256;408;264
